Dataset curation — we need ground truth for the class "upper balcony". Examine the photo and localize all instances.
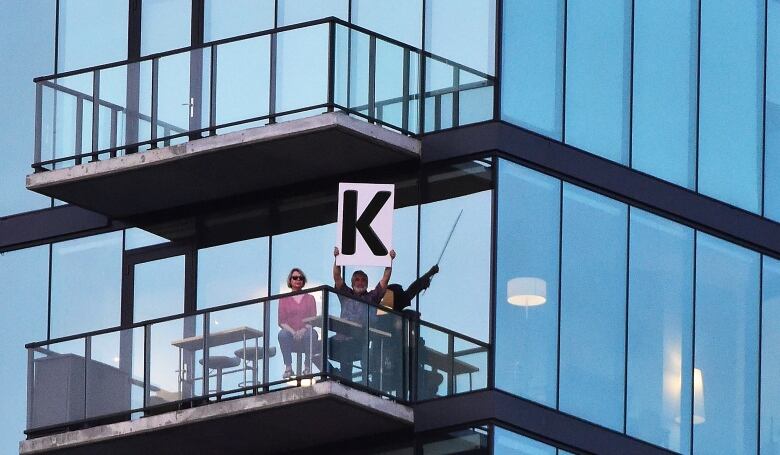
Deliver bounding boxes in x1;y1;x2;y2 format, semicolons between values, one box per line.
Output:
21;286;489;454
26;18;495;220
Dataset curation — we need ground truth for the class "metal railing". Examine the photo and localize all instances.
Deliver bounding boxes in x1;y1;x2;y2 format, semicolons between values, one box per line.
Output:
25;285;489;437
33;17;495;172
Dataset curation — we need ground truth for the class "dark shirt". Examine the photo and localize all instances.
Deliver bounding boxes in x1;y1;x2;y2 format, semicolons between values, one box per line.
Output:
335;282;384;340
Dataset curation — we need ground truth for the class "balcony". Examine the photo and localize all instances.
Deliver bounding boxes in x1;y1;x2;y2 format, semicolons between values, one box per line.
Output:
21;286;489;454
26;18;495;219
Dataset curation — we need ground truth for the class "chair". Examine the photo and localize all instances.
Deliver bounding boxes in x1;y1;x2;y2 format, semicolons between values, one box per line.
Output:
234;346;277;386
199;356;240;394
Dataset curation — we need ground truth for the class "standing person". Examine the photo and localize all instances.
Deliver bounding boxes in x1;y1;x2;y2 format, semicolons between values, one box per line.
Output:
330;246;395;381
278;268;320;379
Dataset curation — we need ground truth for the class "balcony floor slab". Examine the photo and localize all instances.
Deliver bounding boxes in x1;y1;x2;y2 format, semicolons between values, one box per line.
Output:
27;113;420;219
20;381;414;455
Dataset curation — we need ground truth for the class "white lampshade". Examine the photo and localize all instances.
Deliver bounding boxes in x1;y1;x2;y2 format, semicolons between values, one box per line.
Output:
507;277;547;306
693;368;705;424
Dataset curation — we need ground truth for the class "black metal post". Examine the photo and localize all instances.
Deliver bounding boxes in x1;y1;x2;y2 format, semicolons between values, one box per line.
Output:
209;45;217;135
74;97;83;164
34;83;43;169
368;36;377;120
327;21;336;111
150;58;159;148
91;70;100;162
143;324;151;408
402;49;410;132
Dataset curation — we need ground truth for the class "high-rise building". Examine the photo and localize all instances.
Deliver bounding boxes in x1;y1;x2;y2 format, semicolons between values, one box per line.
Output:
1;1;778;454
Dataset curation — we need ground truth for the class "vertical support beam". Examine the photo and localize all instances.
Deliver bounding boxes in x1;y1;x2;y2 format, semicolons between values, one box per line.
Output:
322;291;330;378
143;324;151;408
189;47;204;140
84;336;92;419
203;312;210;398
452;66;460;128
110;109;118;156
433;94;441;131
262;299;271;388
447;333;455;395
91;70;100;162
150;58;159;148
74;97;83;165
268;32;278;124
125;0;141;155
368;36;377;121
209;45;217;135
402;49;411;132
26;348;34;430
34;83;43;169
327;20;336;112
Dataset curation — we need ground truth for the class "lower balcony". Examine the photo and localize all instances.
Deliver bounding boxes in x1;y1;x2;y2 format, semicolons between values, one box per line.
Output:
22;286;488;454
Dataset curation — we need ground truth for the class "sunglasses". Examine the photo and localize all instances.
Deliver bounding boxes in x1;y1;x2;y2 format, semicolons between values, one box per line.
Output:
290;275;305;281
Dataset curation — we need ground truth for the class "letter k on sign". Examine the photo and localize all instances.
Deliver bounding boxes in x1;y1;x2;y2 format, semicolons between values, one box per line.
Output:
336;183;395;267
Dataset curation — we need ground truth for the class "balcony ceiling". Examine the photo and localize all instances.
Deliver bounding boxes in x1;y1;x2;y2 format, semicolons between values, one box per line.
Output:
26;113;420;219
21;381;414;455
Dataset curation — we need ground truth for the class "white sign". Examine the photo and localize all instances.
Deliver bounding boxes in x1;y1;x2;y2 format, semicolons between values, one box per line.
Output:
336;182;395;267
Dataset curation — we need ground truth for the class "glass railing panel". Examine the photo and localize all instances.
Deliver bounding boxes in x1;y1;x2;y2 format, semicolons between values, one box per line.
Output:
368;305;407;399
28;339;86;430
146;315;204;407
155;51;192;146
128;60;154;149
96;65;128;153
214;35;271;128
347;29;371;116
334;24;350;108
204;302;264;395
326;290;372;386
47;72;93;168
275;23;330;117
85;328;143;420
268;290;325;388
417;324;450;400
452;337;488;394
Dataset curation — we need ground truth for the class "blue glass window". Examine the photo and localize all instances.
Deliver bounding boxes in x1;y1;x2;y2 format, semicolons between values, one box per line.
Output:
693;233;759;454
204;0;274;42
761;256;780;453
559;184;627;431
500;0;564;139
697;0;764;213
631;0;697;189
564;0;631;164
141;0;191;56
494;426;557;454
58;0;127;71
495;160;560;407
763;0;780;221
197;237;269;309
0;246;49;451
0;0;54;216
424;0;496;76
50;231;123;337
626;208;694;454
277;0;348;26
352;0;422;48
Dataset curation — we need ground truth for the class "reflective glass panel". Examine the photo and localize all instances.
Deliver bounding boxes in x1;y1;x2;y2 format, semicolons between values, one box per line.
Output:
424;0;496;76
29;339;85;429
133;255;185;322
626;209;693;454
500;0;564;139
0;247;48;448
494;426;556;454
693;233;759;454
420;162;492;342
85;328;142;419
204;0;275;42
125;228;169;250
276;0;348;26
51;232;123;338
271;223;336;296
764;0;780;221
58;0;127;72
141;0;191;56
762;256;780;453
559;184;627;431
197;237;269;309
146;315;203;405
697;0;764;212
631;0;697;189
495;161;560;407
214;35;271;125
564;0;631;164
352;0;422;47
0;0;53;215
275;24;329;115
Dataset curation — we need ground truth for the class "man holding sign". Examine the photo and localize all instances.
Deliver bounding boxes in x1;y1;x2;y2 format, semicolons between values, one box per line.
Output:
330;182;396;381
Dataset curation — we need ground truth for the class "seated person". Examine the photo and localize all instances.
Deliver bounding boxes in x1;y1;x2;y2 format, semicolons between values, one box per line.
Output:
278;268;320;379
330;246;395;381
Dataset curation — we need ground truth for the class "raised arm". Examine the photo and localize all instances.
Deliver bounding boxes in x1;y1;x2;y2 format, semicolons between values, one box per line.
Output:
333;246;345;289
378;249;396;291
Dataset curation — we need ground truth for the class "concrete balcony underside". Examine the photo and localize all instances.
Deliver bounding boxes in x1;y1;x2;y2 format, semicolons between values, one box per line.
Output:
27;113;421;219
21;381;414;455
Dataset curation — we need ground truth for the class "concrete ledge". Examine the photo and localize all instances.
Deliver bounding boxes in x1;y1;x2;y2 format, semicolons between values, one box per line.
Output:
21;381;413;454
26;113;421;219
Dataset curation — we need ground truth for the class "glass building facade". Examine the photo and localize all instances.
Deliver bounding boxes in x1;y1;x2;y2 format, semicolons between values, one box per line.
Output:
1;1;778;454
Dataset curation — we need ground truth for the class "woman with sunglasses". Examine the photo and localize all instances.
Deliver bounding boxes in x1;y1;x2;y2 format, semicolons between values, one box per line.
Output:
278;268;320;379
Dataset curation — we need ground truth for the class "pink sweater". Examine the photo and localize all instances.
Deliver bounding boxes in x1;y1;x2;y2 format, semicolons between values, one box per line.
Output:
278;294;316;331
